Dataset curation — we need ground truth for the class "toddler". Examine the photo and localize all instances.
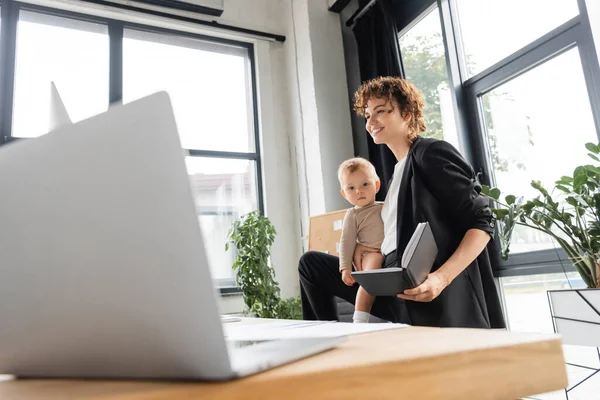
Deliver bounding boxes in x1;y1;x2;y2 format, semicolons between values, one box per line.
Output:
337;157;384;323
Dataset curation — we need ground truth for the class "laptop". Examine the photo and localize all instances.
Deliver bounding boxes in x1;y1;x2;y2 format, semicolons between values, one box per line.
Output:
0;92;344;380
48;84;236;327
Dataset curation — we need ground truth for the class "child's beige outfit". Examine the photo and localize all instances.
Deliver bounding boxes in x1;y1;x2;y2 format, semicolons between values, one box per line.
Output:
338;202;384;271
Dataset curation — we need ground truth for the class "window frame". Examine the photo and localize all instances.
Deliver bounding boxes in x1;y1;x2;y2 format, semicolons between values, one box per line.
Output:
0;0;264;292
397;4;460;147
396;0;600;277
460;2;600;277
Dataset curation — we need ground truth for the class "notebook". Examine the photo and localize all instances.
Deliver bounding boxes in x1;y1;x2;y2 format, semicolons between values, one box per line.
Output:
351;222;438;296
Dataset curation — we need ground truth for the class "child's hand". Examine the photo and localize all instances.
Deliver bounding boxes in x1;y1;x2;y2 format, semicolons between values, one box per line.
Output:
341;269;356;286
352;243;378;271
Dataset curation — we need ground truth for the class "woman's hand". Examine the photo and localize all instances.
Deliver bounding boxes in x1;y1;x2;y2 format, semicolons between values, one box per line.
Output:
397;271;449;302
398;229;490;302
352;243;378;271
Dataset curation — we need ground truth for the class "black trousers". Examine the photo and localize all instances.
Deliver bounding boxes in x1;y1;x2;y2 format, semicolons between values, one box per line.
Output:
298;250;411;323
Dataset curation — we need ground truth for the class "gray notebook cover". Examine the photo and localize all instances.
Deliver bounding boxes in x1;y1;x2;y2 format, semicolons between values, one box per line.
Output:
351;222;438;296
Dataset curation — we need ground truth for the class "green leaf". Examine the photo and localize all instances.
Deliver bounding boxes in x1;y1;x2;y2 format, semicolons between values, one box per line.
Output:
584;165;600;175
481;185;490;196
522;201;535;213
494;208;509;219
585;142;598;153
226;210;302;319
489;188;501;201
574;174;588;189
574;166;586;179
505;195;516;205
555;185;570;193
566;197;578;207
595;194;600;213
560;176;574;183
588;153;600;162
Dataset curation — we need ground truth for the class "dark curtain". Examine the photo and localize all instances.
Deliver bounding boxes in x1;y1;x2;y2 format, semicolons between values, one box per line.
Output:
352;0;403;200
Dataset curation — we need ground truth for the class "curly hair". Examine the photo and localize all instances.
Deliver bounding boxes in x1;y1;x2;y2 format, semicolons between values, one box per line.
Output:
353;76;426;143
337;157;379;186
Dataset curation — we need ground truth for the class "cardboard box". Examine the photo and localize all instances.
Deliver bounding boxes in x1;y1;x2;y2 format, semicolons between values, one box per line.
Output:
308;209;350;256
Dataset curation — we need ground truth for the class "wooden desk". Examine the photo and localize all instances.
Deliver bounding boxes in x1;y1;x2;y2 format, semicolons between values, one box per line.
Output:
0;325;567;399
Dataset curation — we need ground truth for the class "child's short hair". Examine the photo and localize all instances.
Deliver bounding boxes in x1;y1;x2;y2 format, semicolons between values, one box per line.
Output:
337;157;379;186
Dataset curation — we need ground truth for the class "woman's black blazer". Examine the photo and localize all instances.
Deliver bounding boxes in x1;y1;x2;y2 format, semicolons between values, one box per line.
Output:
393;136;506;328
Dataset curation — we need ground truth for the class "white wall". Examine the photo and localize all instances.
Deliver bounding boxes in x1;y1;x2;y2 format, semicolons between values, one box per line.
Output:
283;0;325;258
307;1;355;213
221;0;285;32
280;0;354;245
255;37;302;300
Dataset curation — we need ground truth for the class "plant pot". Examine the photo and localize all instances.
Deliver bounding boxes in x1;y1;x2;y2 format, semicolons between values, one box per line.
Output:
547;288;600;347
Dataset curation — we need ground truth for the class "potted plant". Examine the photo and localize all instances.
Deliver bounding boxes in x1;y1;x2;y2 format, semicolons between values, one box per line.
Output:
482;142;600;376
225;210;302;319
482;141;600;289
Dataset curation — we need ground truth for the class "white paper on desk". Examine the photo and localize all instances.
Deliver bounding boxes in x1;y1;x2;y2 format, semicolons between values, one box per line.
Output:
224;320;409;341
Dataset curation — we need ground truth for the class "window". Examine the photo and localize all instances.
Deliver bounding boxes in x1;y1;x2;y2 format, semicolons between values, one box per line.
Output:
455;0;579;77
123;28;260;284
481;48;597;254
186;157;257;282
123;29;254;152
399;7;459;148
0;4;262;289
449;0;600;275
12;11;109;138
501;272;585;333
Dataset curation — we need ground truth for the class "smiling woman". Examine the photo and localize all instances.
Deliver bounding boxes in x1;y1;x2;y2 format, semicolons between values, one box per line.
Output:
298;77;506;329
359;79;426;148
